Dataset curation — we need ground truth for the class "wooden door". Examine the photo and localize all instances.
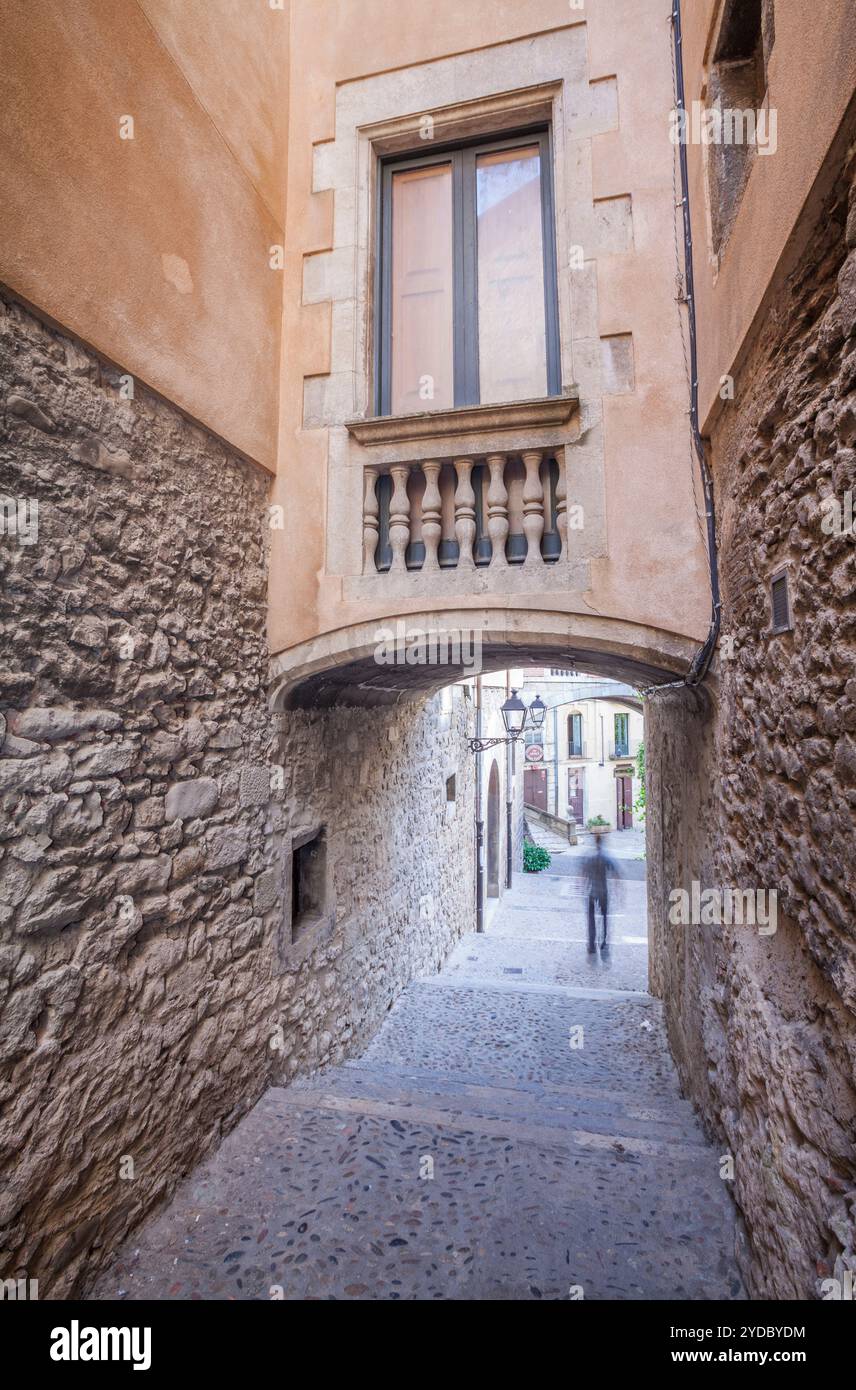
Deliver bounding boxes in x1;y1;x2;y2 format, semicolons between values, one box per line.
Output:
524;767;547;811
616;775;633;830
567;768;584;826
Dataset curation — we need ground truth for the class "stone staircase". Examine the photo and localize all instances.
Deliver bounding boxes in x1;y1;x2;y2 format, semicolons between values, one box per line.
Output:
524;815;572;857
92;924;745;1301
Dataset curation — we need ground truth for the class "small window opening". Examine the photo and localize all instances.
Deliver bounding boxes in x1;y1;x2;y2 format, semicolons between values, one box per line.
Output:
291;828;327;942
706;0;773;255
446;774;456;802
770;571;791;634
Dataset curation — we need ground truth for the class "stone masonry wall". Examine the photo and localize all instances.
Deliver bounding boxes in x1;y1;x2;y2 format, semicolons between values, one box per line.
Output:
648;137;856;1298
268;698;476;1080
0;291;477;1297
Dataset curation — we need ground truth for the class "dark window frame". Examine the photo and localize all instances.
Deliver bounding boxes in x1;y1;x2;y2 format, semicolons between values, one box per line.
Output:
770;568;792;634
375;125;561;417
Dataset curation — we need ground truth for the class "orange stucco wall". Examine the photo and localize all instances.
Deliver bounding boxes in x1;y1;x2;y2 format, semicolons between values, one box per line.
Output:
681;0;856;431
268;0;712;660
0;0;288;467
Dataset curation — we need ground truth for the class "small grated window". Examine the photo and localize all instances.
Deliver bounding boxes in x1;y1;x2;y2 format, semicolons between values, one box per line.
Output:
770;572;791;633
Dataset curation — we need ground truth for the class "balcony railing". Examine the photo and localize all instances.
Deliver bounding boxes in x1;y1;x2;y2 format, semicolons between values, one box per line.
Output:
567;740;588;759
362;449;567;574
609;739;639;761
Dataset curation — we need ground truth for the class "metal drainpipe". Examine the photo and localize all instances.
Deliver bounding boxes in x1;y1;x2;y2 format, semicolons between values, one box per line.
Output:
552;704;559;816
505;671;513;890
474;674;484;933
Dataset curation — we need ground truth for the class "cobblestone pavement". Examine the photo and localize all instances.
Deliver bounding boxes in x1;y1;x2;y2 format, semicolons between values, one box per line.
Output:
92;858;744;1301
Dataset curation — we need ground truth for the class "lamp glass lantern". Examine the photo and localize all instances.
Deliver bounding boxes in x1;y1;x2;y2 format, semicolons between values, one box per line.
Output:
500;689;528;739
528;694;546;730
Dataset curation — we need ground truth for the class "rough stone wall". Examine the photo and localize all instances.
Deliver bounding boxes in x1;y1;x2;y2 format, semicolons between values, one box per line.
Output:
268;697;476;1080
0;291;477;1297
648;139;856;1298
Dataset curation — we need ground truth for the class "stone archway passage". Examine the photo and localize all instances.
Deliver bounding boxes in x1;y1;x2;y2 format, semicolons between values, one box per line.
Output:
268;608;702;711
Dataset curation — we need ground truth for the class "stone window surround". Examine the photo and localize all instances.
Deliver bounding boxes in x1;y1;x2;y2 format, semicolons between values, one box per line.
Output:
281;823;336;965
352;83;572;426
306;25;617;587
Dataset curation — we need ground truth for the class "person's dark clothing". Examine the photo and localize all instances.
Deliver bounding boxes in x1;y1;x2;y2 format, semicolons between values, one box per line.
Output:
581;842;616;950
588;893;608;951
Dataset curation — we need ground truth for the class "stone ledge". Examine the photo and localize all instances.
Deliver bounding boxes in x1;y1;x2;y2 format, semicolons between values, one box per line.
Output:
345;391;580;448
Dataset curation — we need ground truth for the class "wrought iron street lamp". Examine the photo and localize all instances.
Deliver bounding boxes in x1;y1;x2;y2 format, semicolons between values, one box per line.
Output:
467;690;546;753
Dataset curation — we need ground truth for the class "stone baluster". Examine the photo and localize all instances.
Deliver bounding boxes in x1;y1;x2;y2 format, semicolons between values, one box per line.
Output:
421;461;442;572
388;464;411;574
486;453;509;568
363;466;379;573
555;453;568;559
454;457;476;568
522;449;545;566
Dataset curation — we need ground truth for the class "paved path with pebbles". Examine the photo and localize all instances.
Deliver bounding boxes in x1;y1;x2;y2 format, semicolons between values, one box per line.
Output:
93;845;743;1301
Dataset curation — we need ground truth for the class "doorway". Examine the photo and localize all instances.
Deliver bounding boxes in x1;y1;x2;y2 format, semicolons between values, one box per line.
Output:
616;775;633;830
524;766;547;811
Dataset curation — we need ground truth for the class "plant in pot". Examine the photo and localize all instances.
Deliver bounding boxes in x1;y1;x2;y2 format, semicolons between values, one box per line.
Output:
586;815;610;835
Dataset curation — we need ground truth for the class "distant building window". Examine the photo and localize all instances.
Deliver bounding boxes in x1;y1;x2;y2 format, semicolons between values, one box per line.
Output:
706;0;774;256
525;728;544;748
377;129;560;415
568;712;584;758
614;713;630;758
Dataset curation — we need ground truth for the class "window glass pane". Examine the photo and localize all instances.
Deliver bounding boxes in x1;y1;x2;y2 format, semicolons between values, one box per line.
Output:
476;146;548;404
391;164;454;414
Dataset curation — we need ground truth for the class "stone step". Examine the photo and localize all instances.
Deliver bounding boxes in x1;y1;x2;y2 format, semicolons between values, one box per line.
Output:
358;979;689;1104
286;1062;709;1154
90;1085;743;1302
336;1056;698;1120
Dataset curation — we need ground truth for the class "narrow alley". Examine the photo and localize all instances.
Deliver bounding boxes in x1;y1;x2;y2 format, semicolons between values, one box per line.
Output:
92;836;744;1302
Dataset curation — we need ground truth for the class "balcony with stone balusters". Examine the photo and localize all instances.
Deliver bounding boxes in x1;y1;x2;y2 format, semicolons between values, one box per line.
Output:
342;391;587;602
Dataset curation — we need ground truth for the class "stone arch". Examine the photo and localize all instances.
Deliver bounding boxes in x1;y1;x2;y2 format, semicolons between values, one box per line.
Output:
269;607;703;710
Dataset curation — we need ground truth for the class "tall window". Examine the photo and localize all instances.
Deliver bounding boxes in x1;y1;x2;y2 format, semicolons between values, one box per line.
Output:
568;713;583;757
377;129;560;416
614;713;630;758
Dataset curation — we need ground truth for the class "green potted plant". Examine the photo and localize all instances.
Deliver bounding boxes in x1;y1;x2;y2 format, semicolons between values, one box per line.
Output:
586;815;610;835
523;840;551;873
